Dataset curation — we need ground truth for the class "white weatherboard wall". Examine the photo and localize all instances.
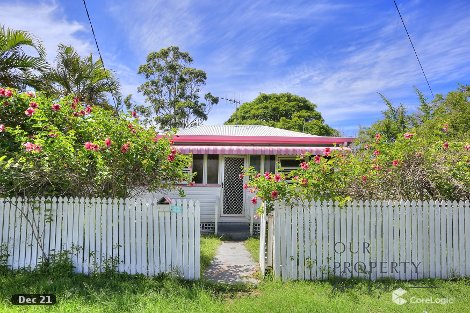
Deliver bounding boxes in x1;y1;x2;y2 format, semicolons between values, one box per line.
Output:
0;198;200;279
143;186;220;223
262;200;470;281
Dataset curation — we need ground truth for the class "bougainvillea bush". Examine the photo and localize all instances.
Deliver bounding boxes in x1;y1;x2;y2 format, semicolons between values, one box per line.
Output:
244;86;470;212
0;87;192;198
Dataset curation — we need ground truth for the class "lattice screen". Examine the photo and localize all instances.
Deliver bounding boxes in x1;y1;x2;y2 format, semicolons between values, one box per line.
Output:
223;158;244;215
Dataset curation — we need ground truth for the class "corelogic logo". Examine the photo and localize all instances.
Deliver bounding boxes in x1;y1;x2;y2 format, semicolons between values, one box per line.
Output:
392;288;407;305
392;287;454;305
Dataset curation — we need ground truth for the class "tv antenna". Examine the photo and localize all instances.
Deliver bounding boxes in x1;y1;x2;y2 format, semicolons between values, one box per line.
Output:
221;97;241;109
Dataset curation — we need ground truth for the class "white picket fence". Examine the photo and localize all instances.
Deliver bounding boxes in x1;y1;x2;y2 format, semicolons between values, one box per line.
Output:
261;200;470;281
0;197;200;279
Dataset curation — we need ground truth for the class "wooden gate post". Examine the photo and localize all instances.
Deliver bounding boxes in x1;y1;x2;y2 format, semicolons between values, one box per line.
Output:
267;213;274;269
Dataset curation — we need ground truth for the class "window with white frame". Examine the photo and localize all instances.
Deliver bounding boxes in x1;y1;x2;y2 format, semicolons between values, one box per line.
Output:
189;154;220;184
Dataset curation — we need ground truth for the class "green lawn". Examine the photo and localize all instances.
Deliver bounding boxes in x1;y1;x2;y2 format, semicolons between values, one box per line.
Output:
244;237;260;263
1;235;469;312
200;235;223;274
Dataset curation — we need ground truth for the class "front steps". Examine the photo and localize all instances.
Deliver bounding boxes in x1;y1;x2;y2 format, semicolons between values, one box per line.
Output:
217;222;251;240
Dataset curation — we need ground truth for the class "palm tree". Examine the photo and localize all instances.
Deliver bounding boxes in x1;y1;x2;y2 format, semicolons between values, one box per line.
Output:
0;25;47;89
44;44;120;110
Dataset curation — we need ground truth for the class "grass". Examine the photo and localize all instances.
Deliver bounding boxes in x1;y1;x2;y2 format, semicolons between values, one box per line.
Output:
1;235;470;312
200;235;223;274
244;237;260;263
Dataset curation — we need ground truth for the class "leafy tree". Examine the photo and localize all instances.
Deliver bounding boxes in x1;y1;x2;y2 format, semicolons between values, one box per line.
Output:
225;93;339;136
0;25;47;89
0;87;191;198
137;46;218;129
358;93;411;142
43;44;120;110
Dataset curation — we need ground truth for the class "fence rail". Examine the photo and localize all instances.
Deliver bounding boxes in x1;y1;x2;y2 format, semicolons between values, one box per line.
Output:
0;197;200;279
262;200;470;281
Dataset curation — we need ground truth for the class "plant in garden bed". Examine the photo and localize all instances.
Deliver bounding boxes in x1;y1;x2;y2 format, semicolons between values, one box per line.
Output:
0;87;192;198
244;86;469;212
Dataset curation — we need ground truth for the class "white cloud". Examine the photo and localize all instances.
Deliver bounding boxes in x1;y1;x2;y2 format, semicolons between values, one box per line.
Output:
0;2;93;62
108;0;200;54
206;1;470;132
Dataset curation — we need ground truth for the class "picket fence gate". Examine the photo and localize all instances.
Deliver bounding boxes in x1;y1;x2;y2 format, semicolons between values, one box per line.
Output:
0;197;200;279
260;200;470;281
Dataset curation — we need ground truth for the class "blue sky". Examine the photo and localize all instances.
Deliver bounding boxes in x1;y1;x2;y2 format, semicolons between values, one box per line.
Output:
1;0;469;135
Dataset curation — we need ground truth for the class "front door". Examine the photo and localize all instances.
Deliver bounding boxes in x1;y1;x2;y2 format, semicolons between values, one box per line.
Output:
222;156;245;216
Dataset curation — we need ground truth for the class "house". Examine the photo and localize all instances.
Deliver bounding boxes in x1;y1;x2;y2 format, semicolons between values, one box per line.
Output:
151;125;355;236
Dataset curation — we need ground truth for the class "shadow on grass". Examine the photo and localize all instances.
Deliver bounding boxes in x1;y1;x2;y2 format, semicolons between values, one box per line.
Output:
0;268;252;305
260;269;470;299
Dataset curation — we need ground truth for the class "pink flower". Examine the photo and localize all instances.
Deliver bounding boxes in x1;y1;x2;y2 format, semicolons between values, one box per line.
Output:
188;181;195;187
0;124;4;132
84;142;98;151
51;103;61;111
239;173;244;179
362;175;367;183
25;107;35;116
465;145;470;151
375;133;381;142
73;112;79;117
4;89;12;97
243;183;248;190
72;97;79;110
85;105;92;114
79;110;85;116
314;155;321;164
443;142;449;150
373;165;381;171
131;111;138;118
128;124;136;134
105;137;112;148
301;178;308;186
255;173;261;178
364;144;370;150
293;176;299;180
392;160;399;167
251;197;258;204
324;147;331;156
271;190;279;200
274;173;281;182
404;133;414;139
442;124;448;133
26;91;35;97
0;88;4;96
23;142;41;152
121;143;130;153
264;172;271;180
167;154;175;161
373;150;380;156
29;102;38;109
300;162;309;170
48;133;57;138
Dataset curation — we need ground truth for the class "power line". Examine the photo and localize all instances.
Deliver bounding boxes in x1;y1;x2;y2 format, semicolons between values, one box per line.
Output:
393;0;434;98
81;0;118;108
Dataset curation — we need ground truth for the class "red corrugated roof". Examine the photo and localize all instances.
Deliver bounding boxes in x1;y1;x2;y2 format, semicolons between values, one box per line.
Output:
169;135;355;145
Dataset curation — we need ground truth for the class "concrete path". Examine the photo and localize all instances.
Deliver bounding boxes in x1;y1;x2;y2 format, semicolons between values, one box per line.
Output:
203;241;259;284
